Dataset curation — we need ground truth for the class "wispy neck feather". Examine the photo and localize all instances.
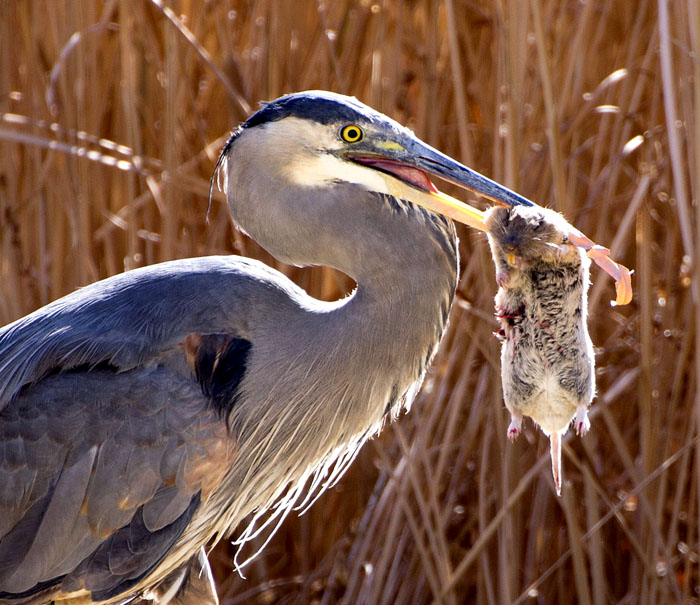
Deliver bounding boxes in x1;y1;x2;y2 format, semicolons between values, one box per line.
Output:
195;196;459;568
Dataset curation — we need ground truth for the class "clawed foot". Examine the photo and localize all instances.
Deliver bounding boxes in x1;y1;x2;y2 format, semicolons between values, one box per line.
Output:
496;268;510;287
507;415;522;442
574;407;590;436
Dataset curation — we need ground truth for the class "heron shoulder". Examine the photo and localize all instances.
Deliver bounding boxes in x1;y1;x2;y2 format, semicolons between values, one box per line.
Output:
0;256;319;412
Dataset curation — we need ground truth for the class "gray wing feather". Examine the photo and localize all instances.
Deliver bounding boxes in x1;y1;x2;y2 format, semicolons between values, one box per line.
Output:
65;494;200;601
3;448;97;591
0;467;37;536
142;486;196;533
85;442;142;538
0;494;50;585
0;363;232;597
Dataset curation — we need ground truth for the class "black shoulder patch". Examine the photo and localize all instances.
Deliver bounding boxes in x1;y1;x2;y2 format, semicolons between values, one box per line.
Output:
186;334;251;417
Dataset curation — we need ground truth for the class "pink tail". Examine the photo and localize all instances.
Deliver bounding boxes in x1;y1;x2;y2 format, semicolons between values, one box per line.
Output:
550;432;562;496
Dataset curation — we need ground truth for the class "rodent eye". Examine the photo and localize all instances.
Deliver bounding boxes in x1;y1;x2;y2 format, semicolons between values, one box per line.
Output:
340;124;363;143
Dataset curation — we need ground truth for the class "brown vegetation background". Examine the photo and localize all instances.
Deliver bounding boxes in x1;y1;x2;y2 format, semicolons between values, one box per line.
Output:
1;1;698;603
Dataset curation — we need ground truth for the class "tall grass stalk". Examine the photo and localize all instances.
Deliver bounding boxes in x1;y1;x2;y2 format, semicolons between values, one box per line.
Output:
1;1;697;602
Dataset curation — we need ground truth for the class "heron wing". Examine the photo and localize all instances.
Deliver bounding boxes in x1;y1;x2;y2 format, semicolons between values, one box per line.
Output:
0;257;267;600
0;363;237;600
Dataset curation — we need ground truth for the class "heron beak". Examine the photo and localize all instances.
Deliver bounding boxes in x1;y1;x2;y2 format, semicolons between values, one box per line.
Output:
350;137;535;232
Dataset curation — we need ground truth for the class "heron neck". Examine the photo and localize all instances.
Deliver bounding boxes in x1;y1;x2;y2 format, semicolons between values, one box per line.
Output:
201;205;459;552
328;201;459;406
344;198;459;319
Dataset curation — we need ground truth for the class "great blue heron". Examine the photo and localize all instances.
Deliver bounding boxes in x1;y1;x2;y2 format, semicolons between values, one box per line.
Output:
0;91;534;604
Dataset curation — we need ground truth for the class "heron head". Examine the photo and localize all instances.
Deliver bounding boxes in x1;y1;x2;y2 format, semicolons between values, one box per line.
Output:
216;91;534;270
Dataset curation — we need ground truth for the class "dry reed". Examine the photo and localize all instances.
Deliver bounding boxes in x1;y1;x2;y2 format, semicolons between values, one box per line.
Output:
1;1;698;603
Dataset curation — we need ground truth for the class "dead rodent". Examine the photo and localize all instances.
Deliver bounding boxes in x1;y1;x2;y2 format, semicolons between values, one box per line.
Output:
484;205;595;495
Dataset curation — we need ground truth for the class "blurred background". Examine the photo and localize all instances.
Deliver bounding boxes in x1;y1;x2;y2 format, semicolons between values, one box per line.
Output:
1;1;698;603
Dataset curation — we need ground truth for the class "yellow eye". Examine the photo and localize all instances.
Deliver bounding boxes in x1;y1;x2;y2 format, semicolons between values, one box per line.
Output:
340;124;363;143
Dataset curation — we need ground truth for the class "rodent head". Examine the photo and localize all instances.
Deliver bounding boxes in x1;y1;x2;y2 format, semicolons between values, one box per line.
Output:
484;206;567;266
